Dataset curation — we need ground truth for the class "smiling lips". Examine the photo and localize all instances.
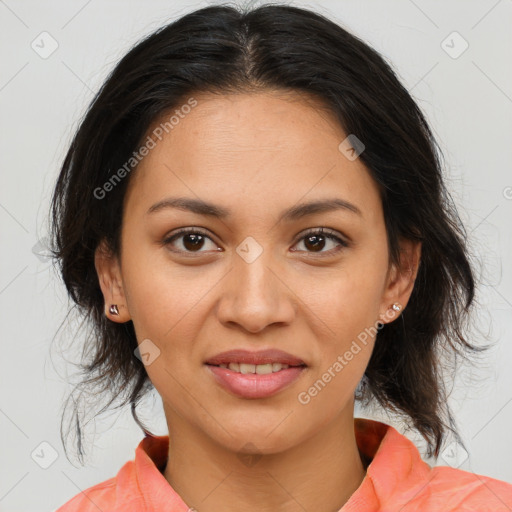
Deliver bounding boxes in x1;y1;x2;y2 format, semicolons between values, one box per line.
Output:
204;349;307;399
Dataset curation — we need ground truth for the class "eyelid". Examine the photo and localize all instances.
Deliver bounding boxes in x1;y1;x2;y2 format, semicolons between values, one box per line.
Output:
164;226;348;243
162;226;349;255
165;226;211;239
295;227;349;245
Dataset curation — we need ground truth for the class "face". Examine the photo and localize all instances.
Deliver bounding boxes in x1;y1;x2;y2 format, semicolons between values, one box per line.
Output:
96;90;420;455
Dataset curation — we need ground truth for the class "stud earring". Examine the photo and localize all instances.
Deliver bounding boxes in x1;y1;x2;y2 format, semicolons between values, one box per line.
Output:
109;304;119;316
391;303;402;312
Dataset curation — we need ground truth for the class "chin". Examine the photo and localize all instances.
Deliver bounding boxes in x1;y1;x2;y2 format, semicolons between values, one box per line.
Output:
205;415;306;455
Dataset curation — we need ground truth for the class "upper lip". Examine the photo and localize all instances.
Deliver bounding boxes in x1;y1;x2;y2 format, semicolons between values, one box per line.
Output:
205;349;306;367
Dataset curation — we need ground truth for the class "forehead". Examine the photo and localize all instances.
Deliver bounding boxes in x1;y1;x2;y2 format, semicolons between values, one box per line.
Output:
125;90;382;224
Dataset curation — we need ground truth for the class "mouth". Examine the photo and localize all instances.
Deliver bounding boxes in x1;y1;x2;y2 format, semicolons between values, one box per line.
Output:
204;349;307;399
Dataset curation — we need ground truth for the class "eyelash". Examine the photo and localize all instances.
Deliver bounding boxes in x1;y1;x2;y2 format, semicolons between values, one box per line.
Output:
162;227;349;257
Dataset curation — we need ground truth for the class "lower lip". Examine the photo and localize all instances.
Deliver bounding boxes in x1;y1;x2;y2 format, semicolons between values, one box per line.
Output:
205;364;306;399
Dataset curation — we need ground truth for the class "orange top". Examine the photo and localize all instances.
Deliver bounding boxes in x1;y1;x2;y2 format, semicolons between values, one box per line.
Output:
56;418;512;511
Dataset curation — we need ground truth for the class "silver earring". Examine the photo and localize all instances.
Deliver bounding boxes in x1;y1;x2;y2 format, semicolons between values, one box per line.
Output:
391;303;402;312
109;304;119;316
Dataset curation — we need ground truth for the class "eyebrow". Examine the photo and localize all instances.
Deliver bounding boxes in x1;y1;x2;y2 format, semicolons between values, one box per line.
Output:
146;196;362;222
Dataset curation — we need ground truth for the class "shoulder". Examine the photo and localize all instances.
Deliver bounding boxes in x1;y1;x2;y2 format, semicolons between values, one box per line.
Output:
55;434;171;511
55;477;118;511
357;419;512;511
400;465;512;511
55;459;144;512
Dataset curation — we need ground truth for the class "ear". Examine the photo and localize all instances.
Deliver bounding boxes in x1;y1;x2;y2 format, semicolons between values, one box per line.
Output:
378;238;421;325
94;239;131;323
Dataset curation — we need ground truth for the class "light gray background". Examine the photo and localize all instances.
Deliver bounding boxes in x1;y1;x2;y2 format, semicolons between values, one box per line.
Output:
1;1;511;510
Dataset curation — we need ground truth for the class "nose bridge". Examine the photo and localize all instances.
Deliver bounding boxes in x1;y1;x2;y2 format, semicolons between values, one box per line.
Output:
217;237;295;332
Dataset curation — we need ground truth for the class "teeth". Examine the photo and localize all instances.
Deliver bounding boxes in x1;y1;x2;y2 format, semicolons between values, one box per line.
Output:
256;363;273;375
222;362;290;374
239;363;255;374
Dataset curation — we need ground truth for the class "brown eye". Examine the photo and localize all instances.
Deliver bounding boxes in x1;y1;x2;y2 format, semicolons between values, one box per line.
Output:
292;228;348;255
163;228;220;254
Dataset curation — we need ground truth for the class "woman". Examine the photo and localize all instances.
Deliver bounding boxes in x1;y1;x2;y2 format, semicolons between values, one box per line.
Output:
52;3;512;511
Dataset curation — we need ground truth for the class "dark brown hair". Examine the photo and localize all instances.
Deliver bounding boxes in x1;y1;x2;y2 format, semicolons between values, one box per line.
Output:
50;2;490;464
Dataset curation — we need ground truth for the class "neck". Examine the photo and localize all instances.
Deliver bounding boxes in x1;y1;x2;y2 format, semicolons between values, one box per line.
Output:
163;407;367;512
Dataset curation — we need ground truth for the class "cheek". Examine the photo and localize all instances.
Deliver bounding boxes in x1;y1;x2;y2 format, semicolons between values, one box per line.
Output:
293;268;380;422
299;254;387;340
293;249;386;396
121;241;211;339
120;251;227;406
121;256;209;402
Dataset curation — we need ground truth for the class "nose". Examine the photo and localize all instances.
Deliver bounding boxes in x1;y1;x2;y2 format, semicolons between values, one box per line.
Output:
216;250;296;334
